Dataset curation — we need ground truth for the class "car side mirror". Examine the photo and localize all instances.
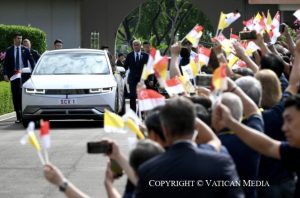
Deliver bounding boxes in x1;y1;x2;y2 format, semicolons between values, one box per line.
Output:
21;67;32;85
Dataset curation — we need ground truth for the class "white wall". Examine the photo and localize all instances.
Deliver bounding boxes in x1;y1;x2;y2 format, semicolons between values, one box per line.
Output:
0;0;81;50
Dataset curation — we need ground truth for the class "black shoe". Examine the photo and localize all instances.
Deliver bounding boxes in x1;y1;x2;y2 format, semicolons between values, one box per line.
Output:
15;119;22;124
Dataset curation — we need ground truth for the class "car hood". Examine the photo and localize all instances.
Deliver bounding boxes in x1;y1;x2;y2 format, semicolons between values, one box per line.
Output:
24;75;117;89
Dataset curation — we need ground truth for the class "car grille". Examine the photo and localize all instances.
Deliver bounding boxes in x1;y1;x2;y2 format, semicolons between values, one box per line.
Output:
45;89;90;95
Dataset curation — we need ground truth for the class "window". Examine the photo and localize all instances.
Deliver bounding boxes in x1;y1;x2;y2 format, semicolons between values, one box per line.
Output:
34;53;110;75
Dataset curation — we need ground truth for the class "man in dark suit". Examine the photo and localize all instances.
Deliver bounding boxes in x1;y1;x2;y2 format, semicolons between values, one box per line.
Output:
124;40;148;112
135;97;244;198
3;33;34;123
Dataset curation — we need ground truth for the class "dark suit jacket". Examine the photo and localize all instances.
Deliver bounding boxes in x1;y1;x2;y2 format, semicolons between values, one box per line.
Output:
3;45;34;78
135;142;244;198
30;48;40;64
124;51;148;84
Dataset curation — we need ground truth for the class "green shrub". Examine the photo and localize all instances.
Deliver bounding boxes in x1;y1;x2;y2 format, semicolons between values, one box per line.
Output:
0;81;13;115
0;24;47;81
0;24;47;53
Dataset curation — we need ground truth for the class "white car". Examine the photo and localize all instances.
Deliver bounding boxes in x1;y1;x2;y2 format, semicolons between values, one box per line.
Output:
21;49;125;127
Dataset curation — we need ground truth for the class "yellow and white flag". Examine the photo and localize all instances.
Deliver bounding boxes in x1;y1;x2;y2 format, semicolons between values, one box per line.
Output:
184;25;203;47
125;118;145;140
104;109;125;133
218;12;241;30
20;121;45;165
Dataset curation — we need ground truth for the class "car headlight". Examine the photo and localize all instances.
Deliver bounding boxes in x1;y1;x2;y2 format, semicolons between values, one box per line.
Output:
89;87;113;94
25;88;45;94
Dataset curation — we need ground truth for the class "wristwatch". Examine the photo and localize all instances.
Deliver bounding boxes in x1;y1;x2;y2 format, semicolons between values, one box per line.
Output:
59;179;68;192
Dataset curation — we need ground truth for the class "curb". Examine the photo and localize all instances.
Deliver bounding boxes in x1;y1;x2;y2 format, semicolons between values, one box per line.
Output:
0;112;15;121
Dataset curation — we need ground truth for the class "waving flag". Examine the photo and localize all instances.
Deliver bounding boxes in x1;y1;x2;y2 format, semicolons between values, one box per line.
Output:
184;25;203;47
294;9;300;20
253;12;263;32
218;11;241;30
179;74;195;94
197;47;211;66
259;13;267;31
190;55;201;76
39;120;50;149
165;76;185;96
153;55;168;80
230;33;239;42
141;48;157;80
227;53;239;68
181;63;194;80
20;122;41;151
104;109;125;133
126;118;145;139
122;109;143;126
243;17;254;30
269;11;280;44
20;122;45;165
267;10;272;27
216;33;234;55
138;89;165;111
212;63;227;91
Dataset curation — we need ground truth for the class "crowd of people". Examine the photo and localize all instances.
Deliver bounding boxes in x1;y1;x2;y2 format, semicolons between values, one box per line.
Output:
41;20;300;198
2;13;300;198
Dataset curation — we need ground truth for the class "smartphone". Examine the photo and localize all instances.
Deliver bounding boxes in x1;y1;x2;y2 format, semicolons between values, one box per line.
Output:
239;31;257;40
195;74;212;88
279;24;285;33
110;159;123;178
87;141;112;154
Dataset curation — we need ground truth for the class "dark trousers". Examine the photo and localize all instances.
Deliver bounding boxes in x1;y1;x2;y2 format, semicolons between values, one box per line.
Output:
10;78;22;120
129;81;138;112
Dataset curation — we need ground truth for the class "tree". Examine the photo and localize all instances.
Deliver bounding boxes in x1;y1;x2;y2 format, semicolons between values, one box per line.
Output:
116;0;213;55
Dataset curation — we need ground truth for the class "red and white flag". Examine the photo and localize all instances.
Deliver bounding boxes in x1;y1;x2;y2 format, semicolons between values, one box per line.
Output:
197;47;211;66
39;120;50;149
138;89;165;111
165;76;185;96
269;11;280;44
230;33;239;42
243;17;254;30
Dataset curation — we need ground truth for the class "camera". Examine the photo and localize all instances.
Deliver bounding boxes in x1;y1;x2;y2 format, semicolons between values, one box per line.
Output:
87;141;112;154
239;31;257;40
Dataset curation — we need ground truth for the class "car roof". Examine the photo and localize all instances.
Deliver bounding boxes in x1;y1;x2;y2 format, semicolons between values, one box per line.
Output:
44;48;107;55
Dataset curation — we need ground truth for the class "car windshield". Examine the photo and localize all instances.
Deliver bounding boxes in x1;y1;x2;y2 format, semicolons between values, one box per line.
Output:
34;52;110;75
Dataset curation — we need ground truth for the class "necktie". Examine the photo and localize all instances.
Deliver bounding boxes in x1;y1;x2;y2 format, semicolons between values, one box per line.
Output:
136;52;139;62
16;47;20;70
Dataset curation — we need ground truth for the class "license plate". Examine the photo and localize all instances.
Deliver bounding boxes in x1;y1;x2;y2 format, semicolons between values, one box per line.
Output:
59;99;77;105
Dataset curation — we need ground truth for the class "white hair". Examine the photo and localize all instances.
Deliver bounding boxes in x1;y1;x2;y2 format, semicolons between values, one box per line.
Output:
221;93;243;121
235;76;262;107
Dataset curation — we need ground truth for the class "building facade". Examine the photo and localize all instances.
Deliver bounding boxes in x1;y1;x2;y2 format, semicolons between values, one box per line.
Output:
0;0;299;52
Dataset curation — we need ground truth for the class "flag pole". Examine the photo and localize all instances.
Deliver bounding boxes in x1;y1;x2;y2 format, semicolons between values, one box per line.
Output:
215;12;222;37
44;150;49;164
37;151;45;165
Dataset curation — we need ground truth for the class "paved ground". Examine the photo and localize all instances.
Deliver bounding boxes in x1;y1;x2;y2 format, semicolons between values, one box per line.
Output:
0;113;132;198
